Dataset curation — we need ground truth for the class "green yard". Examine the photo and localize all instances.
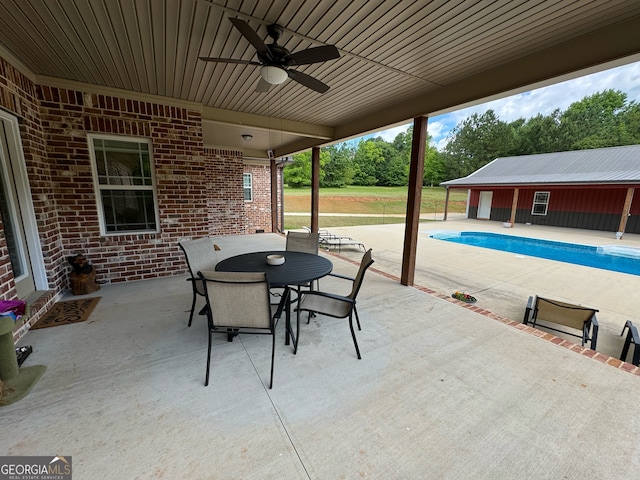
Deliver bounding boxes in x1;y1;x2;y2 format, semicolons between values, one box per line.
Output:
283;186;467;230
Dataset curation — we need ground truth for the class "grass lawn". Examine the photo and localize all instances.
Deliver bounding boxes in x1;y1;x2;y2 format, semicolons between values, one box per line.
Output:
283;186;466;230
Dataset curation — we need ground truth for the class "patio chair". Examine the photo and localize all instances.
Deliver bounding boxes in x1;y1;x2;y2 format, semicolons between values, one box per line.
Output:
286;231;320;254
178;237;221;327
523;295;599;349
199;271;282;389
297;249;374;359
303;226;365;253
619;320;640;366
286;230;321;294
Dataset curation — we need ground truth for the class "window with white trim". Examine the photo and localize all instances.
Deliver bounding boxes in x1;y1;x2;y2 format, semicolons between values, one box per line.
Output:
89;135;159;234
531;191;550;216
243;173;253;201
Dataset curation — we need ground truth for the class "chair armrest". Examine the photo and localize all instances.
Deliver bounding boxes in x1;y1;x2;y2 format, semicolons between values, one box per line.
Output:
300;291;355;304
523;295;535;324
328;272;355;282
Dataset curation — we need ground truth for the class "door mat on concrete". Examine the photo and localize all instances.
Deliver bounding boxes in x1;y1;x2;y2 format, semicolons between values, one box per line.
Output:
30;297;100;329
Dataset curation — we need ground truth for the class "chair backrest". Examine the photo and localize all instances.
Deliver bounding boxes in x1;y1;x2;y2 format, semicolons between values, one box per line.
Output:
534;296;598;330
349;249;374;300
199;271;272;330
179;238;221;294
286;231;320;254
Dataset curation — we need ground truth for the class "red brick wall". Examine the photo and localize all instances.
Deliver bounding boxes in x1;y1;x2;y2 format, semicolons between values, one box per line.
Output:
0;58;64;296
244;163;283;233
0;52;277;304
37;87;256;284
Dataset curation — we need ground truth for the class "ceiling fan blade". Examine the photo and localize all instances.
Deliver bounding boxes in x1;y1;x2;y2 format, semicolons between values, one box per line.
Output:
287;70;330;94
255;78;272;93
198;57;261;66
229;17;273;62
288;45;340;65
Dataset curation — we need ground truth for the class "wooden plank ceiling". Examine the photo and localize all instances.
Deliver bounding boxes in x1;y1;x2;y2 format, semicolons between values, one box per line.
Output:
0;0;639;159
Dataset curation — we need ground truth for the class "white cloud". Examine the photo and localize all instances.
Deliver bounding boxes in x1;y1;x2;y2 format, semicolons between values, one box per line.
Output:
426;60;640;149
372;124;410;142
343;60;640;151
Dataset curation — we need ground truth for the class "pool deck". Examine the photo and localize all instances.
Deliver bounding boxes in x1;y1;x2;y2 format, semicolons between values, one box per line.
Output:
320;216;640;362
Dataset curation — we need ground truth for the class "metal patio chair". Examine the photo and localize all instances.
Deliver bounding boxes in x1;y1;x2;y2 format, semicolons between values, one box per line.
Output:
178;237;221;327
297;249;374;359
286;230;321;293
199;270;282;389
523;295;599;349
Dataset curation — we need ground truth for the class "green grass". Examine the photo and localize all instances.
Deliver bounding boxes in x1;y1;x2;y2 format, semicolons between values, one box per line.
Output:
283;215;437;231
283;186;466;230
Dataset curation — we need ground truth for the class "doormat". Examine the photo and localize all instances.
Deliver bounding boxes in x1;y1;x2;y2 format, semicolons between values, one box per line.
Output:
30;297;101;329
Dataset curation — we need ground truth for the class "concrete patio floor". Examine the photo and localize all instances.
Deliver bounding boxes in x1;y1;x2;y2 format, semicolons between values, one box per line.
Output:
3;229;640;479
328;216;640;361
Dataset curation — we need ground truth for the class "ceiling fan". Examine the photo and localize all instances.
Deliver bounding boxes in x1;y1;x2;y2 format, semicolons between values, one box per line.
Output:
199;17;340;94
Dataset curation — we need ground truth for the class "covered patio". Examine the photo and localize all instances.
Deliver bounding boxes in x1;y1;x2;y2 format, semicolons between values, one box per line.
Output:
1;2;640;334
5;233;640;478
1;1;640;476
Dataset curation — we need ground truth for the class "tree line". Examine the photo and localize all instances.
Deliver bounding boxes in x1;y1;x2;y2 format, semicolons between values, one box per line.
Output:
284;89;640;188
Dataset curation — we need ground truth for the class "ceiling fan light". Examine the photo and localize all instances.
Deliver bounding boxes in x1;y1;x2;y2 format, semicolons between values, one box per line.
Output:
261;65;288;85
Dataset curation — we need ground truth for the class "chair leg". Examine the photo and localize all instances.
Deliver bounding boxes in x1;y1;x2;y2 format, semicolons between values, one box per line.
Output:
188;289;197;327
620;321;635;363
270;331;276;389
205;329;212;386
348;311;361;359
354;306;361;331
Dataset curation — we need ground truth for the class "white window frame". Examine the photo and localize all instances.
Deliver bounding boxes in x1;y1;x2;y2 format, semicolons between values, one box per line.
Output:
243;173;253;201
88;134;160;235
531;191;550;216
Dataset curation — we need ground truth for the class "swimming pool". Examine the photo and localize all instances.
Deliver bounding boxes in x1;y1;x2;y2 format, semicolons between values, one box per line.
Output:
427;231;640;276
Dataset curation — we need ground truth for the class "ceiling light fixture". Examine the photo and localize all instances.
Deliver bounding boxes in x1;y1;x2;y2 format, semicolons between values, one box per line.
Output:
241;134;253;141
260;65;288;85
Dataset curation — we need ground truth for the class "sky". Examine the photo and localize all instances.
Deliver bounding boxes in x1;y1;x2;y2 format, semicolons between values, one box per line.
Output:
362;59;640;151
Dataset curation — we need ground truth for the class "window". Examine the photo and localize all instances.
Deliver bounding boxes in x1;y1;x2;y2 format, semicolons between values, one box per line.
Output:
531;191;550;216
89;135;159;234
243;173;252;201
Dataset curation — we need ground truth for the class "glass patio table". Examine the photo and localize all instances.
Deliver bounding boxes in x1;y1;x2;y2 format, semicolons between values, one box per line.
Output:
216;250;333;353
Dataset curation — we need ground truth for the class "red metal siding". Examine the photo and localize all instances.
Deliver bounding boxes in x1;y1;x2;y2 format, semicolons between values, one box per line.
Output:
461;185;638;232
489;189;513;209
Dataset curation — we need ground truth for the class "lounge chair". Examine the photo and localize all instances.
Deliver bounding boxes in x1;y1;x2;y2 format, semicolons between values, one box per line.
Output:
303;226;366;253
523;295;599;349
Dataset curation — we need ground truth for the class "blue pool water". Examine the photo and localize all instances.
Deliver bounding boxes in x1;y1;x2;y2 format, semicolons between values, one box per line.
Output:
428;231;640;276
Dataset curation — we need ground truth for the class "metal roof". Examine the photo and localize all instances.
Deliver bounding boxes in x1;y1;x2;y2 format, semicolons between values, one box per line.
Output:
0;1;639;159
441;144;640;187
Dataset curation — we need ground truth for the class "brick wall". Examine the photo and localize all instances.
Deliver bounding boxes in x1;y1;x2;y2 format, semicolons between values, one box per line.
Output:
0;58;61;334
244;163;283;233
0;52;278;338
37;87;258;284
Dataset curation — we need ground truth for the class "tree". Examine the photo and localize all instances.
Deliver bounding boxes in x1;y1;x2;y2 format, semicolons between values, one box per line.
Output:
558;89;630;150
321;144;354;187
423;147;445;186
352;139;384;185
443;110;516;178
511;110;562;155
